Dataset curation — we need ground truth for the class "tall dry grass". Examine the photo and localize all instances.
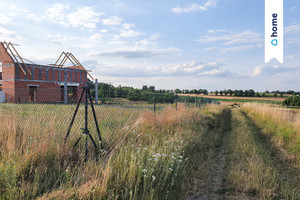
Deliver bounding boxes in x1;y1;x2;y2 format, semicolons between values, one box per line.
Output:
242;103;300;163
0;103;225;199
227;108;299;199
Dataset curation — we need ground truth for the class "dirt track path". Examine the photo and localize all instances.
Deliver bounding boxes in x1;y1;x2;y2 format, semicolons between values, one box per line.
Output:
185;132;228;200
185;108;299;200
185;108;231;200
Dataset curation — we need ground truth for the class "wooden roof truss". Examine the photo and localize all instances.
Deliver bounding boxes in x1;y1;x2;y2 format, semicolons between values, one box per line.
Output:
53;52;93;80
2;41;31;76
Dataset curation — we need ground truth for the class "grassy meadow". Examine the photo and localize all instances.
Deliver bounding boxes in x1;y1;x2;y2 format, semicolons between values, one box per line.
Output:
0;102;299;199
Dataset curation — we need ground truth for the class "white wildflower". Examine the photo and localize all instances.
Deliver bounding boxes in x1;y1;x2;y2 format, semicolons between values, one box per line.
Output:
152;175;156;181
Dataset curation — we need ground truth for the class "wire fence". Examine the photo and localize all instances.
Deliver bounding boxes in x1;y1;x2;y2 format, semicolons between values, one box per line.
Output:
0;87;219;157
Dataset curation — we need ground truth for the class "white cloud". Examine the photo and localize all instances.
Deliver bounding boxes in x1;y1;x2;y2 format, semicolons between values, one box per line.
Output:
197;30;262;45
0;6;31;25
207;29;228;34
285;23;300;34
205;45;256;53
286;37;300;45
250;65;264;77
46;34;77;45
67;6;102;29
89;33;103;42
102;16;123;25
84;59;230;78
250;65;300;77
90;47;178;59
136;34;160;47
43;4;102;29
220;45;255;53
0;26;22;41
172;0;218;14
120;23;144;37
0;14;11;25
44;3;69;25
198;69;223;76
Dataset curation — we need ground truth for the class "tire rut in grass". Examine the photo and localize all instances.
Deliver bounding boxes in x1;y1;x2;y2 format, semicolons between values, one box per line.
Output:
240;110;300;199
186;107;300;200
185;108;232;200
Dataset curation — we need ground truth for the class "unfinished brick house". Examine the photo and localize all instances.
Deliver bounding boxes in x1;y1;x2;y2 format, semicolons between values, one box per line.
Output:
0;41;90;103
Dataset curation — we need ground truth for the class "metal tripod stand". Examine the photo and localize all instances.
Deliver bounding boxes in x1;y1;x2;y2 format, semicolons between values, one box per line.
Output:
64;85;102;162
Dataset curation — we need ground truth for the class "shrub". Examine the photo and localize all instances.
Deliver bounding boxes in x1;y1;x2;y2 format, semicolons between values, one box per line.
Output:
282;96;300;107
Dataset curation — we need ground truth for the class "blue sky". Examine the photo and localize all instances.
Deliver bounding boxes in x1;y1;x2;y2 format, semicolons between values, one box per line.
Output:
0;0;300;91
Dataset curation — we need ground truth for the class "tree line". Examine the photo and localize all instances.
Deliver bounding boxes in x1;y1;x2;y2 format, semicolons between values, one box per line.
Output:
88;81;300;105
88;82;217;104
88;81;176;103
213;89;300;97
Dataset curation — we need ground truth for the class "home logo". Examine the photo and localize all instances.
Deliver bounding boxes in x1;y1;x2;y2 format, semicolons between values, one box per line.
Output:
265;0;283;63
271;39;278;46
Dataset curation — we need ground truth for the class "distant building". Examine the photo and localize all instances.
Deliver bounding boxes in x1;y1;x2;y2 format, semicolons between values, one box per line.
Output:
0;42;88;103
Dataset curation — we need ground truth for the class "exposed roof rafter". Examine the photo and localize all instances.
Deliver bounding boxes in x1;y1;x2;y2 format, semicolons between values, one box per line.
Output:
53;52;94;80
2;41;32;76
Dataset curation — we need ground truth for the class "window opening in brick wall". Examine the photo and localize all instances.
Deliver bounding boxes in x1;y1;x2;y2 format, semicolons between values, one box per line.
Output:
29;86;37;102
60;86;78;103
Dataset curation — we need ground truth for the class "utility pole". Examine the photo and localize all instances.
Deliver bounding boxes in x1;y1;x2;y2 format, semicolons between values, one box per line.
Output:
95;79;98;104
154;91;156;113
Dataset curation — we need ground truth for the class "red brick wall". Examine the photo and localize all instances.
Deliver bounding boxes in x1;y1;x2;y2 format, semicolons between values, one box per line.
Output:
13;81;85;103
0;42;14;63
0;42;87;103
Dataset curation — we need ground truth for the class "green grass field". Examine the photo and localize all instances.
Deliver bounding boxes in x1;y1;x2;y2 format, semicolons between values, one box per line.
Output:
213;98;283;104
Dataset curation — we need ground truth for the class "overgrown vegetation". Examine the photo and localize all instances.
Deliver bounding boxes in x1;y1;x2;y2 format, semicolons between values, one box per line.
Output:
0;103;226;199
1;102;299;199
242;103;300;158
226;108;299;199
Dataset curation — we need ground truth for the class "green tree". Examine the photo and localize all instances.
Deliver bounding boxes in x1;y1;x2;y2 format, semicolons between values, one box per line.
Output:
280;92;283;97
175;89;181;94
233;90;238;96
142;85;148;90
283;96;300;107
149;86;155;92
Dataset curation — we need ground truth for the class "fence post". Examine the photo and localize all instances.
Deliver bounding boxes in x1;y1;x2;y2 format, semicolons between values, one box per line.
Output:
154;91;156;113
64;75;68;104
175;93;178;111
187;95;189;107
95;79;98;104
